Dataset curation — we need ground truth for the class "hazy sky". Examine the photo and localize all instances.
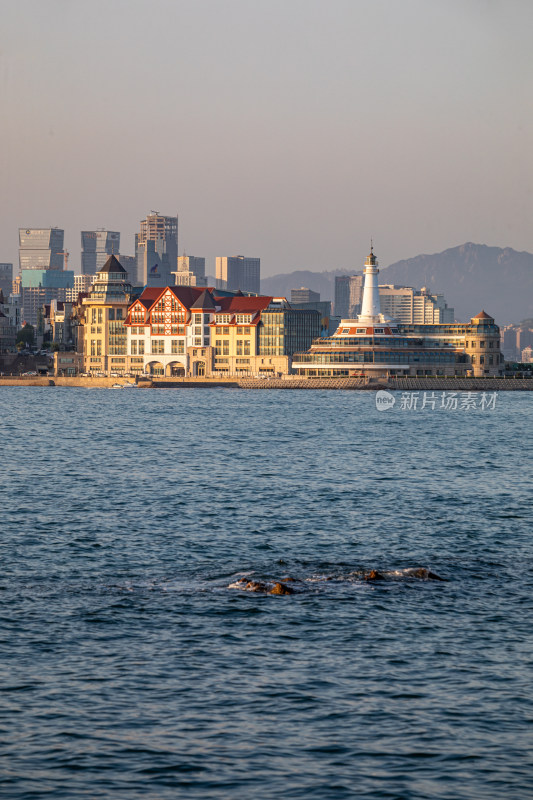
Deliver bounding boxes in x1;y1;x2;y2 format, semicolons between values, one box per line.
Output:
2;0;532;276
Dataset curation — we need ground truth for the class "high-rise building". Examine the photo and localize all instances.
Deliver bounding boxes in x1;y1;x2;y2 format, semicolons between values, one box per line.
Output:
20;268;74;326
65;274;95;302
172;256;206;287
81;230;120;275
334;275;364;318
135;212;178;287
378;285;454;324
291;287;320;304
0;264;13;297
216;256;260;294
19;228;64;273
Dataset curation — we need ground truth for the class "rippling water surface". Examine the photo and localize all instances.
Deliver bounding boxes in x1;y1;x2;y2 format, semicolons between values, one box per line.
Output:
1;387;532;799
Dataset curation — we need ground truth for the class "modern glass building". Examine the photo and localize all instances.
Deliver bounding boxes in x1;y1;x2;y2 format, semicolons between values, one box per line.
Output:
215;256;260;294
258;308;320;356
19;229;64;272
81;231;120;275
20;268;75;326
0;263;13;298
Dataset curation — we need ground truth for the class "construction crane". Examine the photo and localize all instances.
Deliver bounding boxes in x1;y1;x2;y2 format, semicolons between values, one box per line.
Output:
58;251;69;271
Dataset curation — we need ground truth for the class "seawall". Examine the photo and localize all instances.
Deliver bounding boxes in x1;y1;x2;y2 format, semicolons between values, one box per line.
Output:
1;376;531;391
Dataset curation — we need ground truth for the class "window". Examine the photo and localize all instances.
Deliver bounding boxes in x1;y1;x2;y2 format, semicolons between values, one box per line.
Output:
204;314;210;323
357;328;366;333
489;341;493;348
244;340;250;356
236;340;243;355
215;339;222;355
91;340;96;356
480;355;485;364
139;340;145;355
131;340;137;355
108;308;115;321
98;309;103;324
91;309;96;324
342;328;350;333
97;341;102;356
131;327;137;335
152;339;165;355
480;341;485;348
223;341;229;356
116;308;123;320
194;338;202;346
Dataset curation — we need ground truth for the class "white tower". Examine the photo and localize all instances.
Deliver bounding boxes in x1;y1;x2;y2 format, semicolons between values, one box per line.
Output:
358;244;382;322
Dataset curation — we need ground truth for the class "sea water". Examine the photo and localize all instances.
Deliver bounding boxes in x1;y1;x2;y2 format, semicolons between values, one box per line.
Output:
1;387;532;799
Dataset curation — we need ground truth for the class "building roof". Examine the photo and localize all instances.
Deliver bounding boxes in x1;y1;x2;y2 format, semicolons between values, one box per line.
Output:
190;289;217;311
98;254;127;274
472;310;493;319
215;296;273;313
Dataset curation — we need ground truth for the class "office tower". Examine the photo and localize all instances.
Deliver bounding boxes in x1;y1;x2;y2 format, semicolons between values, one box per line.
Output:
81;230;120;275
135;212;178;287
334;275;364;318
19;228;65;273
291;287;321;304
117;255;137;286
378;285;454;324
215;256;260;294
0;264;13;297
20;268;74;326
172;256;206;287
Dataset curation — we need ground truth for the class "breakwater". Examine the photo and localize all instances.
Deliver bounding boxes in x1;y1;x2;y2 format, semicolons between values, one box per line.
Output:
1;375;533;390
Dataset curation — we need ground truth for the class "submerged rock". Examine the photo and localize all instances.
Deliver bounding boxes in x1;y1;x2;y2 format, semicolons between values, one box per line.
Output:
364;570;386;581
270;582;294;595
403;567;447;581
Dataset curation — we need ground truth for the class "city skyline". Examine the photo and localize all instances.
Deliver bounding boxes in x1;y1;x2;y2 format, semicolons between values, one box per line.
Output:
1;1;532;277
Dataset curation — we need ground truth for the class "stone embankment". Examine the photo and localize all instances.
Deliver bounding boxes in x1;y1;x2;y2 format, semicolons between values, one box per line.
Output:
0;375;532;390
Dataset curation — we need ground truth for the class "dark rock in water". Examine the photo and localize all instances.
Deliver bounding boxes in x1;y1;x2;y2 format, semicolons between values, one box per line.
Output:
245;580;269;592
364;570;386;581
270;582;294;595
406;567;448;581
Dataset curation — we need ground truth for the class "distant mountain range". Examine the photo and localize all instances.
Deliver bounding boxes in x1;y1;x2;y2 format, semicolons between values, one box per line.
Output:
261;243;533;324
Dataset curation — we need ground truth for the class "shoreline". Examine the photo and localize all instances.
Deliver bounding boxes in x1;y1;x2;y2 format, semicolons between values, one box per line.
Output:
1;376;533;391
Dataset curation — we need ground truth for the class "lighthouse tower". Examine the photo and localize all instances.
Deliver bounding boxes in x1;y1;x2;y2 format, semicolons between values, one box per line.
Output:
358;244;382;323
356;243;393;327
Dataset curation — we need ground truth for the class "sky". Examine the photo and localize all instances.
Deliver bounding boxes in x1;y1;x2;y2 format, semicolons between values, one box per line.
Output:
1;0;532;277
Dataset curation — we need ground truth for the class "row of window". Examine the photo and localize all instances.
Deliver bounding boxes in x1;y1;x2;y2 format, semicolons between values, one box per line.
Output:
90;308;123;323
465;340;499;348
131;339;186;355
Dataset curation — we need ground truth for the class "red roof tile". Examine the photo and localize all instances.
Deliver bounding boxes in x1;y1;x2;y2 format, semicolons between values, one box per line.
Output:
214;296;273;313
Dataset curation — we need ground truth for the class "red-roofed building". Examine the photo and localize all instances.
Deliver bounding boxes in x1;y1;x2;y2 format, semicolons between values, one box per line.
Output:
123;287;320;377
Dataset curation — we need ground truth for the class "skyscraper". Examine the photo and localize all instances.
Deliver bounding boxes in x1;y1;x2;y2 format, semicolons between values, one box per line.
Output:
81;230;120;275
135;212;178;287
0;264;13;297
334;274;364;318
215;256;260;294
19;228;64;273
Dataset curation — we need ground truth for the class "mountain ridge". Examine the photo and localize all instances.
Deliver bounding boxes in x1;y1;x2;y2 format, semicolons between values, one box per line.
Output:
260;243;533;323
